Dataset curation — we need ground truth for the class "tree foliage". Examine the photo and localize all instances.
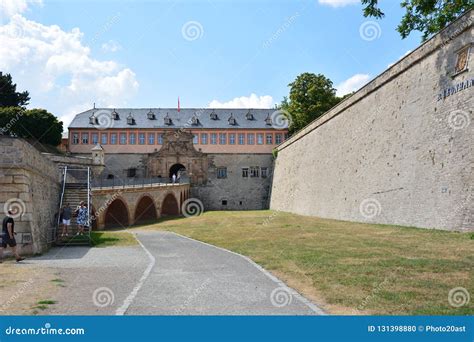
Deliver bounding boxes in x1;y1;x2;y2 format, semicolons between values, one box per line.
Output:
362;0;473;40
281;73;341;134
0;107;63;146
0;72;30;107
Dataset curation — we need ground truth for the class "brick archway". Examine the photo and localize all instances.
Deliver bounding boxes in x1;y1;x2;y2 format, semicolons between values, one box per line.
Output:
104;198;130;229
161;193;179;216
134;194;158;225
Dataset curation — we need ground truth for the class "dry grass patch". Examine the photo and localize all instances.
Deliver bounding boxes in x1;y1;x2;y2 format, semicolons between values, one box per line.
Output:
143;210;473;315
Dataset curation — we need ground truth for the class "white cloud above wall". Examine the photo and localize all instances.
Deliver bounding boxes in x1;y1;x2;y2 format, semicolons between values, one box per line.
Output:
0;0;42;20
336;73;371;96
101;40;122;53
208;93;274;108
318;0;359;8
0;11;138;130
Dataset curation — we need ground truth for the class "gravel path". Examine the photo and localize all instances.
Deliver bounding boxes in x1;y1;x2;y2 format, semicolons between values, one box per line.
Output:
24;231;324;315
125;231;323;315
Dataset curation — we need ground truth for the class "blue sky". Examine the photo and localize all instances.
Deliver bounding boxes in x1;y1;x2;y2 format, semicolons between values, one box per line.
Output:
0;0;421;127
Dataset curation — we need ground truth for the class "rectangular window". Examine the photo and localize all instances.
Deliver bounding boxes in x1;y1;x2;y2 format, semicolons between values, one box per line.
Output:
217;167;227;179
120;133;127;145
266;133;273;145
129;133;136;145
158;133;163;145
242;167;249;178
110;133;117;145
275;133;282;144
219;133;226;145
284;133;289;140
229;133;235;145
201;133;208;145
91;133;98;145
72;133;79;144
138;133;145;145
247;133;255;145
148;133;155;145
257;133;263;145
81;133;89;144
193;134;198;144
211;133;217;145
238;133;245;145
101;133;108;145
261;167;268;178
250;166;260;177
127;168;136;178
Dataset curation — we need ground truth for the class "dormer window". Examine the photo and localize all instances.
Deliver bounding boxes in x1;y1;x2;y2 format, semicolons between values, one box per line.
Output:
210;110;218;120
191;115;199;126
147;109;155;120
164;113;172;125
89;113;97;125
228;113;237;126
111;109;119;120
127;113;135;125
245;110;254;120
265;113;272;125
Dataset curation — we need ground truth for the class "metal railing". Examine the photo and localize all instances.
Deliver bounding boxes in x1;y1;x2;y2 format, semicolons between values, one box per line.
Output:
91;176;189;189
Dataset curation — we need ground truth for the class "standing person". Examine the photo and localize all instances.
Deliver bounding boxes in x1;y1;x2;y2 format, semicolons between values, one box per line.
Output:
0;210;25;263
172;173;176;183
61;203;72;237
76;201;88;236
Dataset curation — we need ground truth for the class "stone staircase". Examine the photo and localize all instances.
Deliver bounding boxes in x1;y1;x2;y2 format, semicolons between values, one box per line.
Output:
55;182;92;246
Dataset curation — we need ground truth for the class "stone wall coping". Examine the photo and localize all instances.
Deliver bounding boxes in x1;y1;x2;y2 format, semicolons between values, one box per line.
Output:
277;9;473;152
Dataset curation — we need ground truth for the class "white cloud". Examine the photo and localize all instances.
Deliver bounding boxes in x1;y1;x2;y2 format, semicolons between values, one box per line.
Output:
0;0;42;20
101;40;122;53
0;14;139;130
387;50;412;68
336;73;370;96
208;93;273;108
318;0;359;8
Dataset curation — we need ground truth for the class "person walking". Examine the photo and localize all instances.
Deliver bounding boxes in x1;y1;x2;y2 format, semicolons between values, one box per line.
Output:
172;173;176;183
0;210;25;263
60;203;72;237
76;201;88;236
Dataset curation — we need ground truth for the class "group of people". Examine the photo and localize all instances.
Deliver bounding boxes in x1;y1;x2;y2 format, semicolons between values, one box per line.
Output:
0;201;90;263
59;201;89;237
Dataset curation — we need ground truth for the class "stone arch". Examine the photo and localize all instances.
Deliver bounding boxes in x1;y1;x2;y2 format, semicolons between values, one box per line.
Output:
104;198;130;229
169;163;186;179
161;192;179;216
134;194;158;225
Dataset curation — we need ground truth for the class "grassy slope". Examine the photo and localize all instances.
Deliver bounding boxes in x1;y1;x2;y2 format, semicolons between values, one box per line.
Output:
141;211;473;315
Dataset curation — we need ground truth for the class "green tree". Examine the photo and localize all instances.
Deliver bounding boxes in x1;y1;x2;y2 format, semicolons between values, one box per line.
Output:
281;73;340;134
362;0;473;40
0;107;63;146
0;72;30;107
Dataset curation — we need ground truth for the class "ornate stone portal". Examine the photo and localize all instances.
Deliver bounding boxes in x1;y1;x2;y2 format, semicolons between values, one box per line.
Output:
146;130;208;184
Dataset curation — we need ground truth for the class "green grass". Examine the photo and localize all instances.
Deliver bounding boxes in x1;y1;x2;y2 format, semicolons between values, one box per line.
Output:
37;300;56;305
90;231;137;247
140;210;473;315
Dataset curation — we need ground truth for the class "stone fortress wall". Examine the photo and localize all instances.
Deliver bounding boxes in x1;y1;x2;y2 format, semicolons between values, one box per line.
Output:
270;10;473;231
0;136;61;254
